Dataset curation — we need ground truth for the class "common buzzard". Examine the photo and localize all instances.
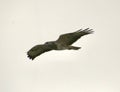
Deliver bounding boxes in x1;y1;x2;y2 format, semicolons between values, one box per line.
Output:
27;28;93;60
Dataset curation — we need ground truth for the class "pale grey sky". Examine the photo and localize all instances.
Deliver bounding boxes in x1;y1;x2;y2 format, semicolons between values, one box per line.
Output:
0;0;120;92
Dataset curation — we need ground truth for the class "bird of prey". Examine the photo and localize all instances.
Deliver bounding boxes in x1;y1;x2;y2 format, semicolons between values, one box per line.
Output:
27;28;93;60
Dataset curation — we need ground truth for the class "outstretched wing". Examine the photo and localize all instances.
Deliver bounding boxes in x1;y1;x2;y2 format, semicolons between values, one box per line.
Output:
27;44;53;60
56;28;93;45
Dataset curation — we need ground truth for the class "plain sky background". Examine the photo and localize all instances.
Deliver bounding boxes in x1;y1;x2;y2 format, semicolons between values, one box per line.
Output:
0;0;120;92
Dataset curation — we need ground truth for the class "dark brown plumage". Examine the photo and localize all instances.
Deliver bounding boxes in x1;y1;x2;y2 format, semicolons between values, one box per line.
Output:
27;28;93;60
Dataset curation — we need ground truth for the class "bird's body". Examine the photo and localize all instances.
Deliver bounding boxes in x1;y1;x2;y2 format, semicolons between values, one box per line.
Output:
27;28;93;60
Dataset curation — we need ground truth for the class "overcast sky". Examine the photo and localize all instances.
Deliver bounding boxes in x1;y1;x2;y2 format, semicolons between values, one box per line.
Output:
0;0;120;92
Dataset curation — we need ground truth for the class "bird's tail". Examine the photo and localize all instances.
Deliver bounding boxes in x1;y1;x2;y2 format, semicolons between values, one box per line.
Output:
68;46;81;50
76;28;94;36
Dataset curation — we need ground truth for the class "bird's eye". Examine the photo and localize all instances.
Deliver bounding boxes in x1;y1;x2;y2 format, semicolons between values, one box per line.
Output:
45;42;49;44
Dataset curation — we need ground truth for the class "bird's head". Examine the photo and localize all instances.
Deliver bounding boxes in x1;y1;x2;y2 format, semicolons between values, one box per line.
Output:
44;41;57;49
45;41;55;45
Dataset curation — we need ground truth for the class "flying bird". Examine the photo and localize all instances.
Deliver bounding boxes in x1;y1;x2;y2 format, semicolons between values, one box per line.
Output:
27;28;93;60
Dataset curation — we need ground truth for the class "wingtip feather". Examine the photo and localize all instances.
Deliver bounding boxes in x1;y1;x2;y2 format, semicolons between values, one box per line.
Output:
82;28;94;34
27;52;35;60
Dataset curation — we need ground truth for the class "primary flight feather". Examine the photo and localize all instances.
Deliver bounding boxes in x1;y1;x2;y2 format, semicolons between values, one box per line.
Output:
27;28;94;60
